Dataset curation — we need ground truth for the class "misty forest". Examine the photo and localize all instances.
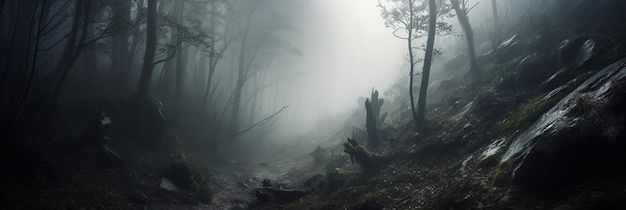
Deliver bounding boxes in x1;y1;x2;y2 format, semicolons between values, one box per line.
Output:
3;0;626;209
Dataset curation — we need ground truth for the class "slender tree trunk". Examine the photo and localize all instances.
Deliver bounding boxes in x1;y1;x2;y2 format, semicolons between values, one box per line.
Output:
196;49;207;97
451;0;480;74
110;0;131;94
201;2;220;122
407;0;419;127
491;0;501;45
174;0;184;113
127;0;144;70
83;18;96;89
136;0;157;99
51;0;87;104
230;5;255;134
492;0;499;31
416;0;437;125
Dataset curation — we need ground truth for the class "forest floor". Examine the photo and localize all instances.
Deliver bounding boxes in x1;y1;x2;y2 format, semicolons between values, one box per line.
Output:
5;2;626;209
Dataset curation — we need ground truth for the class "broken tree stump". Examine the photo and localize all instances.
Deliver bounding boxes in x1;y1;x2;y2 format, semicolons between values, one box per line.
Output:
343;138;383;173
365;98;380;148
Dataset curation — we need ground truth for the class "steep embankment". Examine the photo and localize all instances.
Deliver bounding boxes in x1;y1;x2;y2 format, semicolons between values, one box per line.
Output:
277;1;626;209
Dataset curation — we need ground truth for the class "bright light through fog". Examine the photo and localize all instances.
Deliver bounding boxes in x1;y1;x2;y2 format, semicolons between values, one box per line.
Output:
270;0;406;139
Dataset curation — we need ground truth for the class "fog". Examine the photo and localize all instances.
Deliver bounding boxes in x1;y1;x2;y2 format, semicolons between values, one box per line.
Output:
0;0;542;149
266;0;406;140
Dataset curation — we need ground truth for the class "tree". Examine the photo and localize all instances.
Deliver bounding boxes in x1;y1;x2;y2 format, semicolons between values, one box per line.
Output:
378;0;427;128
450;0;480;74
50;0;93;104
228;0;299;135
230;1;257;134
416;0;437;125
135;0;157;99
173;0;184;113
200;0;231;124
378;0;450;127
110;0;132;94
0;0;47;137
365;89;386;148
365;98;380;148
489;0;504;52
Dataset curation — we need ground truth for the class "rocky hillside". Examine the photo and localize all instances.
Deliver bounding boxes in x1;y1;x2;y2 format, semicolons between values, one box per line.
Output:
271;1;626;209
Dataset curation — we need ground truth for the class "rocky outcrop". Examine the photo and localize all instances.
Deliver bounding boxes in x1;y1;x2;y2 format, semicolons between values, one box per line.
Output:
477;35;522;65
499;58;626;192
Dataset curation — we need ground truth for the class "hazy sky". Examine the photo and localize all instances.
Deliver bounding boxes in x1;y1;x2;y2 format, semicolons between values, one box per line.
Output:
267;0;407;138
300;0;406;113
264;0;499;140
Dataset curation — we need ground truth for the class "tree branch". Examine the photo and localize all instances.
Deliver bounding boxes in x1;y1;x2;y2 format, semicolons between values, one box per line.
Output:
219;105;288;144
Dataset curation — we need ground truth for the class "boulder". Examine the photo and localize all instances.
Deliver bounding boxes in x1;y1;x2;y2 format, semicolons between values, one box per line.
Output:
127;96;167;147
499;58;626;192
476;35;522;65
164;161;194;190
514;52;556;87
160;177;179;192
558;38;596;68
573;39;595;67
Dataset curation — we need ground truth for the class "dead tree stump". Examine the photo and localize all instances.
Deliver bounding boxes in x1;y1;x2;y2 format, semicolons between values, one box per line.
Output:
365;99;380;148
343;138;381;173
369;89;387;126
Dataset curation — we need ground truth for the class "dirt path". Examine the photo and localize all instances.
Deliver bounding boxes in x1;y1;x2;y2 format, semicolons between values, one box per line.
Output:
198;152;316;209
205;160;256;209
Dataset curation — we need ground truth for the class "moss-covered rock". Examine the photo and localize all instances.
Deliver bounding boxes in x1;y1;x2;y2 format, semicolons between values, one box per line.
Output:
503;93;558;131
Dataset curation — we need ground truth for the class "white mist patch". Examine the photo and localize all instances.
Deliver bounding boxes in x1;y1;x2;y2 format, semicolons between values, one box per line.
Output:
266;0;406;141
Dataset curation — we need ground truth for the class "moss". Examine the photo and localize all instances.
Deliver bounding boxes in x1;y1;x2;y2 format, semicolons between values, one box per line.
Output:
476;154;499;168
473;90;497;113
503;93;558;131
493;160;513;187
472;89;506;120
359;189;392;210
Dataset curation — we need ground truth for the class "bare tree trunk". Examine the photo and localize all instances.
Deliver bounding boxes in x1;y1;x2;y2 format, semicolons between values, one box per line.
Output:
127;0;144;70
491;0;501;45
82;17;96;90
135;0;157;99
201;1;228;124
365;98;379;148
230;3;256;134
416;0;437;125
51;0;90;104
196;49;207;97
451;0;480;74
407;0;419;127
174;0;184;113
110;0;131;94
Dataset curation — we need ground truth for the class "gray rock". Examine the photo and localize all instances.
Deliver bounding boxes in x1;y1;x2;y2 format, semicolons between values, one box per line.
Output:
559;38;596;68
514;52;555;87
500;58;626;192
477;35;522;65
160;177;179;192
574;39;595;67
